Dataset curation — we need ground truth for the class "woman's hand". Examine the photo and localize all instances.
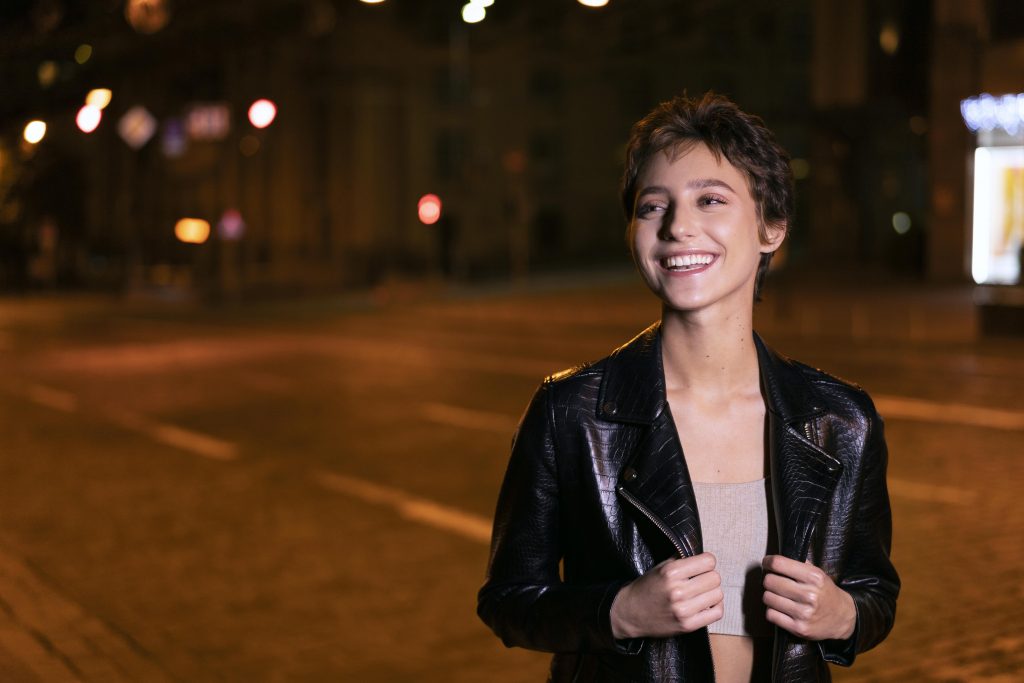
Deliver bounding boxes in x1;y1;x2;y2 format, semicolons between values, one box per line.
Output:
610;553;723;639
761;555;856;641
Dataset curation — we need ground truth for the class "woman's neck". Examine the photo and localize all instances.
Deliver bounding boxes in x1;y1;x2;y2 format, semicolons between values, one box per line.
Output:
660;306;760;399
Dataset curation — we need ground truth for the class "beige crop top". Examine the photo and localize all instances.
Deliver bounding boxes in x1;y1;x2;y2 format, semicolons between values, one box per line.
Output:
691;478;773;637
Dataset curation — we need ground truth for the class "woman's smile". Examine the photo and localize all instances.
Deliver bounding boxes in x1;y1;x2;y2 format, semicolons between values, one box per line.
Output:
659;251;719;274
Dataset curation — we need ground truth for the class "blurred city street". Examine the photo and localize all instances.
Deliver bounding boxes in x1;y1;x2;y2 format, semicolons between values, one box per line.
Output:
0;275;1022;682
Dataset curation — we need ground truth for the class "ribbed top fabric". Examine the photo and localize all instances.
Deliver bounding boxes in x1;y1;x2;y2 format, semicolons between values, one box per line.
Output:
692;478;772;637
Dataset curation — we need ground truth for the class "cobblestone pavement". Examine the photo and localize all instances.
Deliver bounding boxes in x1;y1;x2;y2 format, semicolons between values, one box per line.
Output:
0;279;1021;681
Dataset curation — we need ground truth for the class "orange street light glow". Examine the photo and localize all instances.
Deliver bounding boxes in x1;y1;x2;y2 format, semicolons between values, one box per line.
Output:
418;194;442;225
175;218;210;244
77;105;102;133
86;88;113;110
24;120;47;144
248;99;277;128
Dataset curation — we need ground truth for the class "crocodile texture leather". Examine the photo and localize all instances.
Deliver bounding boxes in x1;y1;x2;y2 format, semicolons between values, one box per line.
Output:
477;323;899;682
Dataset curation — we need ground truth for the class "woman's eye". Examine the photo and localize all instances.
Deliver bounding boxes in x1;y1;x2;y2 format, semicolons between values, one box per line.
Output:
636;203;665;218
699;194;726;207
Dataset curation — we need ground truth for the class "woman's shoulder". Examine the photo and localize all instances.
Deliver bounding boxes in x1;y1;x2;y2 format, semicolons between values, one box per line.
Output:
787;356;881;428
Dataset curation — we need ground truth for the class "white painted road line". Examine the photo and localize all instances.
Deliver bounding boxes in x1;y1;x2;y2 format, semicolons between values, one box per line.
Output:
25;384;78;413
887;477;976;505
874;394;1024;431
19;383;239;461
104;411;240;461
420;402;518;434
313;470;493;544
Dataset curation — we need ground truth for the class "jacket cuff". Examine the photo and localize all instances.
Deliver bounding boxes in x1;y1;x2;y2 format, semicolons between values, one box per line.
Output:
597;582;644;655
817;597;860;666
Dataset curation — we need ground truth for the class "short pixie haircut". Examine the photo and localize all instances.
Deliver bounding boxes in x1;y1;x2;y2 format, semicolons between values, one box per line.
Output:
621;92;794;299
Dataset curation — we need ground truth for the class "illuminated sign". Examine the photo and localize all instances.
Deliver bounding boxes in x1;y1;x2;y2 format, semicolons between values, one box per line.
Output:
972;146;1024;285
961;93;1024;135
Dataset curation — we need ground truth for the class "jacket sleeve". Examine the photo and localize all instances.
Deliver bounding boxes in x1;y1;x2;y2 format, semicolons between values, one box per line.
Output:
818;402;900;666
477;381;637;654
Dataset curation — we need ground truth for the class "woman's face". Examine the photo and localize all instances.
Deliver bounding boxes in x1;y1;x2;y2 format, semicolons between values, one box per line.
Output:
630;142;783;317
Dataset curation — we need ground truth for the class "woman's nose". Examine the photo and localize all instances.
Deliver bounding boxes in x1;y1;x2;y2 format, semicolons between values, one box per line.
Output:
659;207;696;241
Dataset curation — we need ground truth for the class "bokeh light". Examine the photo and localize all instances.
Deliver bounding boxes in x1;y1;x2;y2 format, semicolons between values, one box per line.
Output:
86;88;113;110
23;120;47;145
37;61;58;88
75;44;93;64
892;212;911;235
76;105;103;133
418;194;442;225
578;0;610;7
175;218;211;244
218;209;246;240
248;99;277;129
461;3;485;23
125;0;171;34
118;106;157;149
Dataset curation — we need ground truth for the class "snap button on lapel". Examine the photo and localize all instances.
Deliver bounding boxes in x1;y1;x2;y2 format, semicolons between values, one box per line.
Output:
603;401;617;415
623;467;638;482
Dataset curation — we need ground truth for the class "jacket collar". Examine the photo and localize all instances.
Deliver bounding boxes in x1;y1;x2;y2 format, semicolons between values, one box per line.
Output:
597;321;827;426
608;321;842;561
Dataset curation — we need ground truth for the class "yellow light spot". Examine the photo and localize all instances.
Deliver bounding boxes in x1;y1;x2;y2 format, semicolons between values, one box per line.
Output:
175;218;211;244
74;44;93;64
879;22;899;55
578;0;610;6
86;88;113;110
24;120;47;144
38;61;58;88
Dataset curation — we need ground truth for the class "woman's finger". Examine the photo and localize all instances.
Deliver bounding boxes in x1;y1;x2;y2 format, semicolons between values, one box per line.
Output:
763;571;810;604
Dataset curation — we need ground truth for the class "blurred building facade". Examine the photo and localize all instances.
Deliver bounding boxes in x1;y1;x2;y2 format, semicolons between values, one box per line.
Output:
0;0;1020;295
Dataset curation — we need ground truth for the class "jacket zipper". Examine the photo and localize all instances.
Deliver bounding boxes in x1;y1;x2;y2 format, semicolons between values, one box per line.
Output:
616;486;687;558
617;485;716;682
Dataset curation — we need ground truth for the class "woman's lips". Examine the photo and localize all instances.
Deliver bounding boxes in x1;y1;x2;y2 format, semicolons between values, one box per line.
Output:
658;253;717;274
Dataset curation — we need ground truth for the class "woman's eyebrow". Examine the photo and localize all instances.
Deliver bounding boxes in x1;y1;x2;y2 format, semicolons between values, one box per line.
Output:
636;185;670;198
686;177;736;193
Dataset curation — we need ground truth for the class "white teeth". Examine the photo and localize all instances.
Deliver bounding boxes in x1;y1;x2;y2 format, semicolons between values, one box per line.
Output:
663;254;714;269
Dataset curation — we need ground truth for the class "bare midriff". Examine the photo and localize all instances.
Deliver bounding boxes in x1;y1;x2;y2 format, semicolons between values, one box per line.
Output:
709;634;772;682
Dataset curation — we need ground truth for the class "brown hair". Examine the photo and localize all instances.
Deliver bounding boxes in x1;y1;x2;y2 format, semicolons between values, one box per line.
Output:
621;92;793;298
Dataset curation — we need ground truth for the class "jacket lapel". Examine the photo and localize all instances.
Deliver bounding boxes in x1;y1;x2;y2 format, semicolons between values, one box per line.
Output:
606;324;844;563
755;335;844;560
602;323;701;558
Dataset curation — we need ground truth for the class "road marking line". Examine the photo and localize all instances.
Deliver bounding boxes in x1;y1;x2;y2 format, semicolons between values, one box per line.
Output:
18;383;239;461
104;411;239;461
420;402;517;434
313;470;492;544
25;384;78;413
874;394;1024;431
887;477;975;505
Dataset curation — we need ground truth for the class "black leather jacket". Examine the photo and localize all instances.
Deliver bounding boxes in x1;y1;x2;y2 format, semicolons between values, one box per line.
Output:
478;323;899;682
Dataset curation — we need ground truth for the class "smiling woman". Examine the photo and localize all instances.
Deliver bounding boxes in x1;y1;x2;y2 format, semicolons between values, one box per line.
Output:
477;93;899;682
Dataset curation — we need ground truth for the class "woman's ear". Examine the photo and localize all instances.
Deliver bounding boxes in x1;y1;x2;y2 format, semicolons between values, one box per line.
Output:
761;221;787;254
